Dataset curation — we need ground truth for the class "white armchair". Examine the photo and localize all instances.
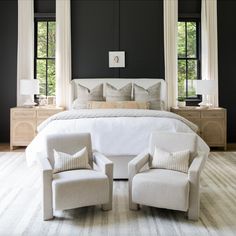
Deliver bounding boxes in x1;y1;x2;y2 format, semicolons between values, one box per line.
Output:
38;133;113;220
128;132;209;220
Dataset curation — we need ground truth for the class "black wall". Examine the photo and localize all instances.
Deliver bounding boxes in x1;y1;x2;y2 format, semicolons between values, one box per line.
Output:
71;0;164;79
0;0;18;142
218;0;236;142
35;0;55;14
179;0;201;17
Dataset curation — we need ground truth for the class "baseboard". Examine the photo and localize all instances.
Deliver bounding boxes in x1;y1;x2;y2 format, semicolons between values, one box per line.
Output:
0;143;10;151
227;143;236;151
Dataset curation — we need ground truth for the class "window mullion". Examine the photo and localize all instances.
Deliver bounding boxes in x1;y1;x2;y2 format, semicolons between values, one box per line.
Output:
46;21;49;97
185;22;188;98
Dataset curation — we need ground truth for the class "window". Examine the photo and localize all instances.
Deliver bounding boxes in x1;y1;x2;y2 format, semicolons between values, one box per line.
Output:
35;19;56;97
178;20;201;101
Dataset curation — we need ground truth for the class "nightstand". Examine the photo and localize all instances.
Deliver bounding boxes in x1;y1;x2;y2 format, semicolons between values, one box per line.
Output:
171;107;227;150
10;106;64;150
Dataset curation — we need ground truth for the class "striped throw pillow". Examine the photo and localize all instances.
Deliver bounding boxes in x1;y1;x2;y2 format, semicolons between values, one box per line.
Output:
151;147;190;173
133;83;162;110
106;83;132;101
53;147;91;174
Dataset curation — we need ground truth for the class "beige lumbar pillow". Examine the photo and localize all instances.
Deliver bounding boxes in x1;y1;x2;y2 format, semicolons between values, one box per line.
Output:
53;147;91;174
151;147;190;173
87;101;149;109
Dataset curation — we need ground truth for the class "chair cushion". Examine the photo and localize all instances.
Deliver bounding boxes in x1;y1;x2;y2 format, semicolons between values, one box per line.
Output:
151;147;190;173
53;147;91;174
132;169;189;211
52;169;109;210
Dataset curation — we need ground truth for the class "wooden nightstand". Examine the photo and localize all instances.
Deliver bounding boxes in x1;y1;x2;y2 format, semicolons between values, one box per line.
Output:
171;107;227;150
10;106;64;150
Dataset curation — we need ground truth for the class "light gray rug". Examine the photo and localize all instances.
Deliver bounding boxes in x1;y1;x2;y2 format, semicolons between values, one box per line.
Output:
0;152;235;236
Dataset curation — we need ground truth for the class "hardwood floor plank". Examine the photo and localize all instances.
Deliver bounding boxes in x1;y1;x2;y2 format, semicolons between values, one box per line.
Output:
0;152;235;236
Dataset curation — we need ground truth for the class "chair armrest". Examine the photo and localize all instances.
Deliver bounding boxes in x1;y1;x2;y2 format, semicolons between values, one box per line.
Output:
38;157;52;172
188;152;207;182
128;150;150;180
37;157;53;220
93;152;113;177
93;152;113;210
187;152;208;220
128;150;150;210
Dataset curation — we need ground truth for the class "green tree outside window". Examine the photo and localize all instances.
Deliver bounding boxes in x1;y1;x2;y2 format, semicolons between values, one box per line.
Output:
178;21;200;99
35;20;56;97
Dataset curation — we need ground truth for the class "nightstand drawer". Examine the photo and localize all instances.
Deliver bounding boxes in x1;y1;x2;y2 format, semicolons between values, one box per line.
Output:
201;111;224;118
171;107;227;150
178;111;200;119
37;109;61;119
11;110;36;119
10;106;64;150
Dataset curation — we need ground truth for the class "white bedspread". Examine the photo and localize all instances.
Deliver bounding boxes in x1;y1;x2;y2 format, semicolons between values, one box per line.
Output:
26;109;209;166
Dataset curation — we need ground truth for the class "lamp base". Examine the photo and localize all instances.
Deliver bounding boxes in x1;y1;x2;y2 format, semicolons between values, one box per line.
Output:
198;101;213;109
22;99;37;108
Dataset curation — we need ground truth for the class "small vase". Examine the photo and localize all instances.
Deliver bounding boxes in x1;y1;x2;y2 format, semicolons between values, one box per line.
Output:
178;101;186;108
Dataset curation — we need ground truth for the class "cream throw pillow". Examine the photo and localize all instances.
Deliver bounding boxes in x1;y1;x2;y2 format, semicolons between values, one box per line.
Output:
133;83;162;110
151;147;190;173
106;83;132;101
53;147;91;174
72;83;104;109
87;101;149;109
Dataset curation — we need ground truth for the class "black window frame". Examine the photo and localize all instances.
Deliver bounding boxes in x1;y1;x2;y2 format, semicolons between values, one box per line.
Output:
178;18;202;105
34;15;56;97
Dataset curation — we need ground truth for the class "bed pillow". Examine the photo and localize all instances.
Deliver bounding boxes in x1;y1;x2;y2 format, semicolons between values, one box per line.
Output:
87;101;149;109
133;83;162;110
72;83;103;109
151;147;190;173
106;83;132;101
53;147;91;174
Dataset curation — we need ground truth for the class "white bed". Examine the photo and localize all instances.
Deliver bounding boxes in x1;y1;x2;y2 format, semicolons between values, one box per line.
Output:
25;79;209;178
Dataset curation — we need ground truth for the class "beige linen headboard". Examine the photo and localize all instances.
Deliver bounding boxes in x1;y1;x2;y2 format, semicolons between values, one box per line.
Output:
72;78;167;109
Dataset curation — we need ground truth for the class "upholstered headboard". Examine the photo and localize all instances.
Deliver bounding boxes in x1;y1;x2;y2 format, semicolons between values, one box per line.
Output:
72;78;167;109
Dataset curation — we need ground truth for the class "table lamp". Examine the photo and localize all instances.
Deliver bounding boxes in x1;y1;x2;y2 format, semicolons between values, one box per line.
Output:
20;79;39;107
196;80;216;108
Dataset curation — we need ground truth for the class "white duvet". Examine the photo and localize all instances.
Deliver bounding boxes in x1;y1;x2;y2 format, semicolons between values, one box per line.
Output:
26;109;209;166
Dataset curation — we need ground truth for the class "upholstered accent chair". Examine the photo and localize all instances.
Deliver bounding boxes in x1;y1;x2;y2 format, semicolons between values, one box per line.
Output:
38;133;113;220
128;132;209;220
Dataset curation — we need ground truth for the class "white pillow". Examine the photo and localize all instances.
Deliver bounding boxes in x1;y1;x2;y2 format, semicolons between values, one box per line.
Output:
72;83;104;109
133;83;163;110
53;147;91;174
105;83;132;101
151;147;190;173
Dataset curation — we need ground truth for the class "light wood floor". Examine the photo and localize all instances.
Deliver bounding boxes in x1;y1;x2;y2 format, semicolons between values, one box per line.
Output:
0;152;235;236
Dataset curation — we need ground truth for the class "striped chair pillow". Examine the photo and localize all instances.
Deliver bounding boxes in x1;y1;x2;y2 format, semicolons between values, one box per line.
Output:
151;147;190;173
53;147;91;174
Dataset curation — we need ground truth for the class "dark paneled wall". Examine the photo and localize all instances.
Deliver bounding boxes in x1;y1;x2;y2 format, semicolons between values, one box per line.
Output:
0;0;18;142
71;0;164;79
34;0;55;13
119;0;164;78
179;0;201;17
218;0;236;142
71;0;116;78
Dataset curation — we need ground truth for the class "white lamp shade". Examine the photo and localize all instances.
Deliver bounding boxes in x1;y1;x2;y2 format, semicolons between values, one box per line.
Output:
196;80;217;95
20;79;39;95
